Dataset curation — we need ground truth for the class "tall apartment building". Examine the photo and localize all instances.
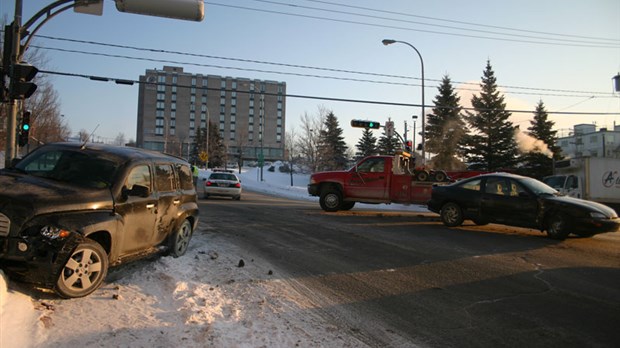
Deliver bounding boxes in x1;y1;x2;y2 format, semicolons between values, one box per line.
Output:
556;123;620;158
136;66;286;162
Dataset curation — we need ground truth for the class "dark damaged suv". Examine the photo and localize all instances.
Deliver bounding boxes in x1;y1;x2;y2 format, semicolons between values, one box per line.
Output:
0;142;199;298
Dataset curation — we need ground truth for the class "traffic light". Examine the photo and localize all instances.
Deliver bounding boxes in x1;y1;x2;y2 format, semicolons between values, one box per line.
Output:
9;62;38;100
18;111;30;147
351;119;380;129
405;140;413;151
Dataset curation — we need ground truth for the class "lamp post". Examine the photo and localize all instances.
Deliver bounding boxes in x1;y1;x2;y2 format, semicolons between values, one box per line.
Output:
382;39;426;165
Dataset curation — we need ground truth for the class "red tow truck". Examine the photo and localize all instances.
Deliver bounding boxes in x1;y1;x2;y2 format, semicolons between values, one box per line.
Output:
308;152;460;211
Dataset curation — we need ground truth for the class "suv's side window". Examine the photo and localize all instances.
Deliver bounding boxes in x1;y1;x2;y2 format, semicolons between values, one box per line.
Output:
176;164;194;190
125;165;151;191
155;164;176;192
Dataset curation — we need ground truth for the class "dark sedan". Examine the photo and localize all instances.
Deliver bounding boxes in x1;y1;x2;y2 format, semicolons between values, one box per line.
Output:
427;173;620;239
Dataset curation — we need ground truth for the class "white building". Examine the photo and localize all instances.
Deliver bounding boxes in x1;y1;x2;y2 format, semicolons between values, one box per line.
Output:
556;124;620;159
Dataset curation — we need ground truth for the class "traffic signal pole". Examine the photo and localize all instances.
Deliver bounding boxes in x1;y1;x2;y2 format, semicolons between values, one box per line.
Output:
4;3;22;167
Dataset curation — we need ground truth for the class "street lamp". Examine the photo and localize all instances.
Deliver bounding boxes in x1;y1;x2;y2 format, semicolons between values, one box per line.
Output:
382;39;426;165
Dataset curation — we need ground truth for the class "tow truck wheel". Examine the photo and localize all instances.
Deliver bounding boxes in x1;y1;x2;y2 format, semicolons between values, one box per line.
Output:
434;171;447;182
320;190;342;212
55;238;108;298
415;171;429;181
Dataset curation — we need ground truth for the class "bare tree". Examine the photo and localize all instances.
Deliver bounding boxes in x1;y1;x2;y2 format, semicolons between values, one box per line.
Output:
78;129;90;142
114;132;126;146
295;107;327;173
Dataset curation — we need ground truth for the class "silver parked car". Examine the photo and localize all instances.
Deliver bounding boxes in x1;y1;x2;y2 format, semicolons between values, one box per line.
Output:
203;171;242;200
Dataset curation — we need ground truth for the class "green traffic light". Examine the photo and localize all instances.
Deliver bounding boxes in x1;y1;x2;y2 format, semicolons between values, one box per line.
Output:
22;124;30;131
369;122;374;128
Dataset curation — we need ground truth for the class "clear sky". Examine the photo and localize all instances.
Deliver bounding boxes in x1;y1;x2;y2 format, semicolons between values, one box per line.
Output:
3;0;620;148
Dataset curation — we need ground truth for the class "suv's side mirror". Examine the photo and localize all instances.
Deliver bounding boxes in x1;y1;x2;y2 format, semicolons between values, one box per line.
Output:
127;184;150;198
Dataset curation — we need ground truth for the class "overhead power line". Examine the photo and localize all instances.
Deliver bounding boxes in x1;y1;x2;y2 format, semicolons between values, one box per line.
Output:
204;1;619;49
248;0;619;46
39;68;620;116
299;0;619;43
31;34;615;97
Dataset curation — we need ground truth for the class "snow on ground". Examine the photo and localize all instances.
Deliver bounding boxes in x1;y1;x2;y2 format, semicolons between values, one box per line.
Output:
1;163;429;348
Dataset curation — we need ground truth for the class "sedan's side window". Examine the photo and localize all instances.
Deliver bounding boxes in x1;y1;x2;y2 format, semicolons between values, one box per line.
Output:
459;178;481;191
508;180;527;197
125;165;151;191
485;178;508;195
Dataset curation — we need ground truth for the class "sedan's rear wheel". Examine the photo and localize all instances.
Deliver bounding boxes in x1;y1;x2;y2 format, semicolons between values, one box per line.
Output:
440;202;464;227
55;238;108;298
546;214;569;240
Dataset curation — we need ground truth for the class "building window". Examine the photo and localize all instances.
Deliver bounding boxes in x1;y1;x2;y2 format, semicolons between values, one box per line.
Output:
200;121;206;128
220;114;225;122
249;133;253;141
156;110;164;117
231;106;236;114
249;116;254;124
201;104;207;112
156;102;165;109
232;80;237;89
170;128;175;136
157;75;166;83
157;84;165;92
230;115;236;123
171;94;176;102
190;95;196;103
190;104;195;111
172;75;177;84
191;87;196;94
220;80;226;88
201;96;207;103
170;111;176;119
190;112;195;120
249;100;254;108
277;134;282;142
170;119;176;127
201;113;206;121
230;123;236;131
231;98;236;106
190;121;195;129
157;93;165;101
230;131;235;140
155;118;164;126
220;97;226;105
219;123;225;131
249;108;254;116
171;102;176;110
220;106;225;114
191;77;196;86
171;86;177;93
155;127;164;135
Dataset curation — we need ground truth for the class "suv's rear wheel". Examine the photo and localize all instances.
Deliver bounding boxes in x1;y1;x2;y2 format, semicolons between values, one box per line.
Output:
55;238;108;298
169;219;193;257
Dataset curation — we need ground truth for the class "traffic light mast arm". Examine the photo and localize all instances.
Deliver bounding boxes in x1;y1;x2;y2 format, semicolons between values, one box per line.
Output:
20;1;80;57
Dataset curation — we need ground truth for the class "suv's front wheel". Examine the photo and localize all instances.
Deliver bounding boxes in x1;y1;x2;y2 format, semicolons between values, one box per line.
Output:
169;219;193;257
55;238;108;298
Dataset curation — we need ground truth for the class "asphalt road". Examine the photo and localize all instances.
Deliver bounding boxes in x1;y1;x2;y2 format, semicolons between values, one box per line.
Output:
201;191;620;348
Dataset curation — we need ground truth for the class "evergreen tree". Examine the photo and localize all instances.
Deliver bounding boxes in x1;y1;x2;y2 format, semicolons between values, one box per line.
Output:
355;128;378;159
425;75;467;170
317;112;349;170
520;100;563;179
464;60;519;170
206;120;226;168
377;127;401;155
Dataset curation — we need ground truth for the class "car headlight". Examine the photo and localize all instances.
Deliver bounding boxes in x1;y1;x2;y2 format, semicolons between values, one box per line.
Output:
40;226;71;239
589;212;607;219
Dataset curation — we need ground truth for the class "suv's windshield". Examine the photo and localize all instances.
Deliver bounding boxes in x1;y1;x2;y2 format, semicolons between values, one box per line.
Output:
16;149;119;189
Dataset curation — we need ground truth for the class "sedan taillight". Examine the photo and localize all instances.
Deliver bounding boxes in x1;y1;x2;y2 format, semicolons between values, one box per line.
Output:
234;183;241;188
205;181;214;186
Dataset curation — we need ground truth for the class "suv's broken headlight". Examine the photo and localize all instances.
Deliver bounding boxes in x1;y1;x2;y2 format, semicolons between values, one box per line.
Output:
40;226;71;239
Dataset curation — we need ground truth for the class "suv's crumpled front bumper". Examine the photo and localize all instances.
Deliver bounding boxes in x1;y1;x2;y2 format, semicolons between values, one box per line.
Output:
0;233;81;287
